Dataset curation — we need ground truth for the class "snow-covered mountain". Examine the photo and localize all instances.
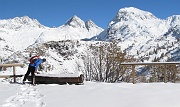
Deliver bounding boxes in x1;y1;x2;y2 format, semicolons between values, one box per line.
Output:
166;15;180;27
97;7;168;40
0;15;103;53
0;15;103;76
0;7;179;77
95;7;180;62
0;16;48;55
35;15;103;43
0;16;45;29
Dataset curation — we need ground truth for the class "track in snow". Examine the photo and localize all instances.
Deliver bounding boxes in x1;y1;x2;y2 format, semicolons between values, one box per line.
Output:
1;84;45;107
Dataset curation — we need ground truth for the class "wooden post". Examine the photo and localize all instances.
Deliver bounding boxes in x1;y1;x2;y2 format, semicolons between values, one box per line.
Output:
164;64;167;83
0;64;23;83
174;65;178;83
13;66;16;83
132;65;135;84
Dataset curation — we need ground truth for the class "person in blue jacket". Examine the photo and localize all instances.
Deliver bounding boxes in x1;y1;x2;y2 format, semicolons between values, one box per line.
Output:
23;58;46;84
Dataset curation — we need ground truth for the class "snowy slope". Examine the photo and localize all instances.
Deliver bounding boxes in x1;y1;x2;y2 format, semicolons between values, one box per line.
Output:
1;80;180;107
0;16;47;52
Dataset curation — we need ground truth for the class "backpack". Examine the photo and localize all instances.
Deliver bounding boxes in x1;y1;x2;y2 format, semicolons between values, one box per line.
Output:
29;55;39;64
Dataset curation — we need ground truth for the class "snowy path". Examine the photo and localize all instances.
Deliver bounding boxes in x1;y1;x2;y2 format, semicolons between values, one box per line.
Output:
1;84;45;107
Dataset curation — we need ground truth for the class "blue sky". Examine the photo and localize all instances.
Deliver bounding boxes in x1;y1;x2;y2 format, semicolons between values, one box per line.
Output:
0;0;179;29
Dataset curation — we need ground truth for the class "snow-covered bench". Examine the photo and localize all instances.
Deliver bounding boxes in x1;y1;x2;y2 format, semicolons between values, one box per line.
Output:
27;73;84;85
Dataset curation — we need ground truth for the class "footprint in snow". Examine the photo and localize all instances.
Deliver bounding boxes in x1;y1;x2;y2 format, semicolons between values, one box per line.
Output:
1;84;45;107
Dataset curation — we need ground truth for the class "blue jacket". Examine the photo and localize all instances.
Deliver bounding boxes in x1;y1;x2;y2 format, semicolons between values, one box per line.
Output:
29;58;43;70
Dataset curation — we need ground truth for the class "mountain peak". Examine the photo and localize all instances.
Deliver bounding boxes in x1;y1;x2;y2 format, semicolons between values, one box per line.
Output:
166;15;180;26
14;16;39;25
14;16;32;21
112;7;157;23
85;20;99;30
0;16;44;29
65;15;85;28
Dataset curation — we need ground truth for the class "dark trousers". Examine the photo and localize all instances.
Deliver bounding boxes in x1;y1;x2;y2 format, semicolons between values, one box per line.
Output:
23;65;35;84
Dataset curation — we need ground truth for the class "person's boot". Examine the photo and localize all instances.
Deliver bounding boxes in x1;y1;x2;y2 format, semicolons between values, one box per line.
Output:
31;75;35;85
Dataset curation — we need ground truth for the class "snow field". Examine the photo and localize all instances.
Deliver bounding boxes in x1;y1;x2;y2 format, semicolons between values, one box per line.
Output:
1;79;180;107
